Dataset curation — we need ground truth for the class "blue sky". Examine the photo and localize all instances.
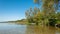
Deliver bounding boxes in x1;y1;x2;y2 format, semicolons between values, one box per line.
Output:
0;0;39;22
0;0;60;22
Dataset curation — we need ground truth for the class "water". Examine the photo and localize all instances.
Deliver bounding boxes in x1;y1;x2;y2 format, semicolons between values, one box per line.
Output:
0;23;60;34
0;23;27;34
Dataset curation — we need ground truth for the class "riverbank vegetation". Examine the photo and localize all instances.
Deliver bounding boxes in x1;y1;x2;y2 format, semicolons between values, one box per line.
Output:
25;0;60;26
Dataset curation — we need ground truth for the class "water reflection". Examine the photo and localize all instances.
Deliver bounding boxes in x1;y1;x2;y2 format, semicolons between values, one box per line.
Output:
0;23;60;34
26;25;60;34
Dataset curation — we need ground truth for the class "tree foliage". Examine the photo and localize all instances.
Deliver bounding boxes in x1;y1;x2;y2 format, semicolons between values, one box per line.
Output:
25;0;60;26
33;0;60;26
25;7;43;25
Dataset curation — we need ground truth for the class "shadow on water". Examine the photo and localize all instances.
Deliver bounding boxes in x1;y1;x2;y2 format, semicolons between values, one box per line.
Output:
25;25;60;34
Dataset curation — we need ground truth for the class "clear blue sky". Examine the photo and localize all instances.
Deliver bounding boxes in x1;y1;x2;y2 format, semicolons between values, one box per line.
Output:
0;0;39;22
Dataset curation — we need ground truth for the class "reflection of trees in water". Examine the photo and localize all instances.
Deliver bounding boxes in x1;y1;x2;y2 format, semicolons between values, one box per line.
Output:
55;28;60;34
25;25;60;34
25;25;42;34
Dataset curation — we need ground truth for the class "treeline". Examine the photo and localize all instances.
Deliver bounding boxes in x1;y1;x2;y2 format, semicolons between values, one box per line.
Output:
25;0;60;26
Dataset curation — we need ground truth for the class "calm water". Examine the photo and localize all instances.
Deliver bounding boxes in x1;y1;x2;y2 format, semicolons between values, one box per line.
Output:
0;23;60;34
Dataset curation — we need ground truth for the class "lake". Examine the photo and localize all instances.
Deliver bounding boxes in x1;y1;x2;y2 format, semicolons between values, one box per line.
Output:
0;23;60;34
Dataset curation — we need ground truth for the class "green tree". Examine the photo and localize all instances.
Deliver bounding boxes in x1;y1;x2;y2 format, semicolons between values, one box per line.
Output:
33;0;59;26
25;8;34;23
25;7;42;25
57;12;60;24
25;0;60;26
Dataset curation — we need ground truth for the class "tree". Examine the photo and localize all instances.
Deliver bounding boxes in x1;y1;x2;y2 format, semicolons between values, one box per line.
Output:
33;8;41;25
25;0;60;26
25;8;34;23
25;7;42;25
33;0;60;26
57;12;60;24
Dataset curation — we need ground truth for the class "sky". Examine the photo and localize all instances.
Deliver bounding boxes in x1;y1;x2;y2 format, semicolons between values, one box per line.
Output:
0;0;59;22
0;0;39;22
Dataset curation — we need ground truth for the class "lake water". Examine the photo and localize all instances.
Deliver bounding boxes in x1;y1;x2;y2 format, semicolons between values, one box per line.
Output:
0;23;60;34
